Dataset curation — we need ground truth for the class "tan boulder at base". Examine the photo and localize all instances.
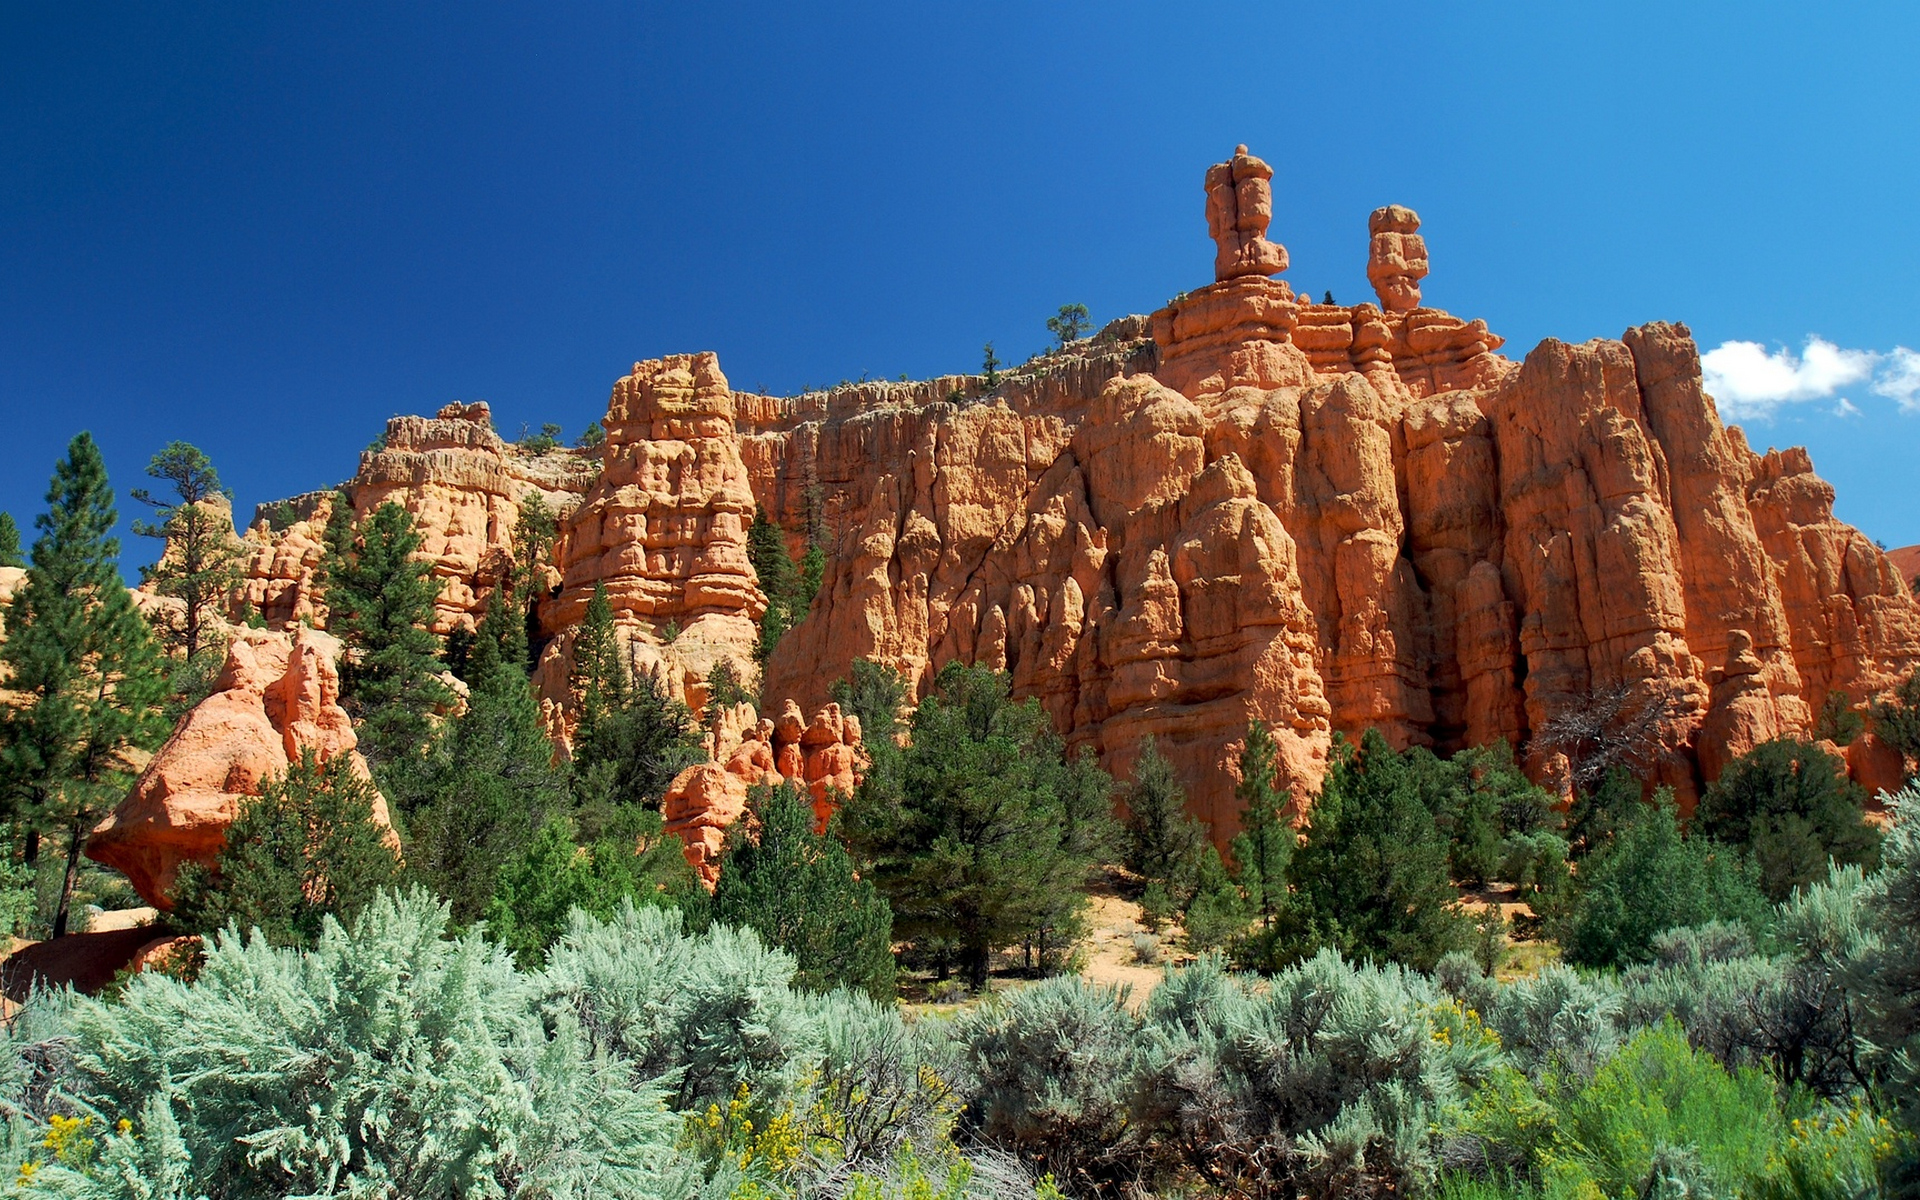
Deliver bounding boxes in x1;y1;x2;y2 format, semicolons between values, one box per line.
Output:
86;627;396;909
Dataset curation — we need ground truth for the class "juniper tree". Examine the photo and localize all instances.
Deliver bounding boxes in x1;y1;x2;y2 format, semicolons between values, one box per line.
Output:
130;441;241;661
712;781;896;999
1695;738;1880;902
172;750;401;949
1871;669;1920;782
317;498;451;768
0;433;168;937
0;512;21;568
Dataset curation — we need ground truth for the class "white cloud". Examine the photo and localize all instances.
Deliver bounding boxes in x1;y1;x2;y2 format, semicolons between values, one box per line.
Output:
1700;336;1877;420
1871;346;1920;413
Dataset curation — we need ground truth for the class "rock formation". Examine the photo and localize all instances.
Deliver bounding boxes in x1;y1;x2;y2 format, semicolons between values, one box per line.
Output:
661;700;865;884
87;627;396;909
207;146;1920;848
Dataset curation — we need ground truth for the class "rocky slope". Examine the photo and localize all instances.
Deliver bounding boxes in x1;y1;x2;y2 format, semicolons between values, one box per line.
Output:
164;144;1920;849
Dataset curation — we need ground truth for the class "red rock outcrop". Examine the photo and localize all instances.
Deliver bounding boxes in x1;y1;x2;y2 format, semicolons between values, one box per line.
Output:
533;354;768;724
660;700;865;884
746;147;1920;835
1368;205;1429;313
86;627;397;909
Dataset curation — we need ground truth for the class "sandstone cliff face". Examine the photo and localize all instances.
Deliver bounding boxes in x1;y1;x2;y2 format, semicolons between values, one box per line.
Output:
87;627;396;909
214;146;1920;846
230;402;598;634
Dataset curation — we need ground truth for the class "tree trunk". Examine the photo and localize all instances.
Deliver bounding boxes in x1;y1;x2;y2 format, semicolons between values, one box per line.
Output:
22;828;39;867
51;821;83;939
964;942;990;990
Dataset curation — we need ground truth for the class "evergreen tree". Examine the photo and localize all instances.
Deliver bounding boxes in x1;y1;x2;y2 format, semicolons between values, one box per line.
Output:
981;342;1002;390
1871;670;1920;782
703;658;751;728
570;581;627;746
747;504;797;661
471;573;529;688
392;665;569;924
570;665;702;833
317;499;451;769
130;441;241;661
1860;789;1920;1175
1695;738;1881;902
1274;729;1474;971
831;657;909;744
0;433;168;937
1046;303;1091;349
171;750;401;949
484;808;700;967
712;781;896;999
1559;790;1769;968
1123;737;1209;913
840;661;1116;987
1180;844;1250;951
1428;741;1559;886
0;511;22;567
1228;719;1295;930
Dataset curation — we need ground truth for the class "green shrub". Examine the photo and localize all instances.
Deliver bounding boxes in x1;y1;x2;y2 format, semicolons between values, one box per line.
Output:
1695;738;1879;902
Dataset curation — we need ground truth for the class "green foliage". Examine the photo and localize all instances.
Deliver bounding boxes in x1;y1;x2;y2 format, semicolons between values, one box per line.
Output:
840;662;1115;986
317;498;452;769
1045;303;1091;349
569;580;626;743
1429;742;1561;888
16;889;693;1197
1181;844;1251;951
517;421;564;454
575;420;605;449
0;433;169;938
704;656;752;723
981;342;1001;390
1871;670;1920;782
831;657;909;744
0;511;21;568
712;782;896;999
1267;729;1475;971
0;858;33;940
748;502;822;664
483;808;700;967
1123;736;1209;904
171;749;403;949
388;666;570;925
1228;719;1294;932
570;665;703;831
1861;789;1920;1153
1695;737;1880;901
471;574;529;686
1816;689;1867;745
1559;791;1769;968
130;440;241;661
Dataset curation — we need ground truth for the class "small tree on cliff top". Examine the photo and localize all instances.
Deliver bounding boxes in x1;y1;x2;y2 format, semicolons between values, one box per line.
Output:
1046;303;1091;349
132;440;242;662
0;511;22;568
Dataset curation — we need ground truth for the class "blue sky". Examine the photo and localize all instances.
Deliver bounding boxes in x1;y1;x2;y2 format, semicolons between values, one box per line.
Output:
3;2;1917;571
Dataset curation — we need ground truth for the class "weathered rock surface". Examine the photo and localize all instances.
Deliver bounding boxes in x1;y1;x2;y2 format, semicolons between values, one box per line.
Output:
660;699;865;884
86;627;396;908
211;146;1919;846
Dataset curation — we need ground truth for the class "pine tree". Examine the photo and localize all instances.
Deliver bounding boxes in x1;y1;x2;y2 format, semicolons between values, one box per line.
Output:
1696;738;1881;902
1045;303;1091;349
747;504;797;661
1124;737;1210;908
840;662;1116;987
0;433;169;937
318;500;452;769
130;441;241;661
570;581;627;748
571;666;702;834
1228;719;1295;930
172;750;402;948
1277;729;1474;971
830;657;909;744
392;665;569;924
0;511;22;567
471;574;528;689
712;781;896;999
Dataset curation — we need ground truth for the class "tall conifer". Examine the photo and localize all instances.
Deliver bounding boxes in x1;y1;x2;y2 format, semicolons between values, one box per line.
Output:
1229;720;1295;929
318;499;451;769
0;433;168;935
0;512;22;568
131;441;241;661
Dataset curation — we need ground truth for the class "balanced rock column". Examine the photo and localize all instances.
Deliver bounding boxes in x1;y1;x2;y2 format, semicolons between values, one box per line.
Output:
1367;205;1429;313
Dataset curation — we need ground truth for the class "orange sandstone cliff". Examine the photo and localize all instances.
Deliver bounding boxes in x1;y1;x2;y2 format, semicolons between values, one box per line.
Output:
144;146;1920;858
